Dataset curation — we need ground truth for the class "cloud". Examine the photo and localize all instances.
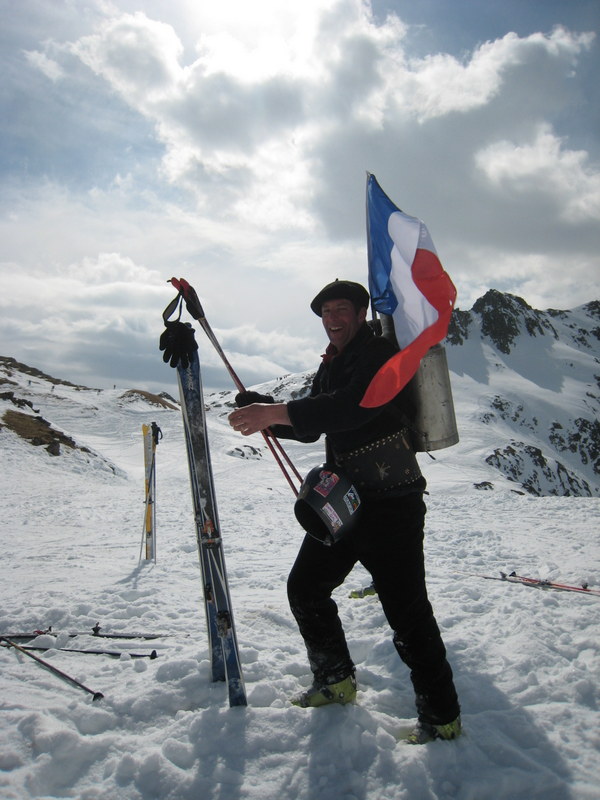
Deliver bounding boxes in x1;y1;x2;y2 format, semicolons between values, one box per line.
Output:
70;12;184;102
216;324;318;373
475;124;600;223
399;27;594;121
24;50;65;82
57;6;599;268
1;1;598;391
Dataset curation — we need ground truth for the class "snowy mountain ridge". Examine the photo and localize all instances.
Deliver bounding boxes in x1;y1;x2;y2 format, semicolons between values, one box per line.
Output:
444;290;599;496
1;289;599;498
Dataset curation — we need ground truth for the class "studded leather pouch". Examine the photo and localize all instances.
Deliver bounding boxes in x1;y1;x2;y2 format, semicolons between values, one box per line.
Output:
333;429;422;493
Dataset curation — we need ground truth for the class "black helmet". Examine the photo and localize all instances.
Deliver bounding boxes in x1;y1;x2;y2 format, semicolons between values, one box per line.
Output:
294;464;361;545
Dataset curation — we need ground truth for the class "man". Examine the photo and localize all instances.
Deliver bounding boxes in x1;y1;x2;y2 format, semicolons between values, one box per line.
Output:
228;279;461;744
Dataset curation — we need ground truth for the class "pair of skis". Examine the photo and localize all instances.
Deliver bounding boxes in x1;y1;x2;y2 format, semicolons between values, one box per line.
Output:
350;572;600;598
140;422;161;562
475;571;600;597
176;352;247;706
166;277;303;707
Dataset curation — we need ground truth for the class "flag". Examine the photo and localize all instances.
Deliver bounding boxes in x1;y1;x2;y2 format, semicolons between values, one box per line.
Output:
360;173;456;408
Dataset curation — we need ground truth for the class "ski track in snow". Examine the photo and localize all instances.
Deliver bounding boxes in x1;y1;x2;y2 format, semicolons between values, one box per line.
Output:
0;370;599;800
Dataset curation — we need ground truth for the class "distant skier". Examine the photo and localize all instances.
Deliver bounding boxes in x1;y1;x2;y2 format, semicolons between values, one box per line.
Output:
228;280;461;744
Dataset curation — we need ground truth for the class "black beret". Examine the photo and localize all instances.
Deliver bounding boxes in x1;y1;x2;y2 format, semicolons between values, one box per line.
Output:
310;279;370;316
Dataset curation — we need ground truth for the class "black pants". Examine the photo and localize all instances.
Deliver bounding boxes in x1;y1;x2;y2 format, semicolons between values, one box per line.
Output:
287;493;460;725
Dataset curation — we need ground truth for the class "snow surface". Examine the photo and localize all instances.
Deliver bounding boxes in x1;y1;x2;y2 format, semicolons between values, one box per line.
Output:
1;353;599;800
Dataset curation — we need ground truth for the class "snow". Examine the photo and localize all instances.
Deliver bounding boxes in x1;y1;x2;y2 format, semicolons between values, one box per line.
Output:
1;354;599;800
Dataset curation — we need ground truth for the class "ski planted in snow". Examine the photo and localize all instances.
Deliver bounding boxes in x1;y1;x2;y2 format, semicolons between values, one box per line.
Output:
140;422;160;561
177;349;247;707
469;571;600;596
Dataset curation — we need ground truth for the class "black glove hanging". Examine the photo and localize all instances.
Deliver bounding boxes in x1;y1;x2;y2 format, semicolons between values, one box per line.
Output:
235;391;275;407
159;321;198;369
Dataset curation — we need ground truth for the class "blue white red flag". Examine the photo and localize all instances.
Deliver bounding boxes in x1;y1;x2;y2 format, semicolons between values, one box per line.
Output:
361;173;456;408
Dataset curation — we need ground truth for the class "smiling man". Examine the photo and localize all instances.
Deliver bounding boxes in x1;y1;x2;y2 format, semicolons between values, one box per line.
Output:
228;279;461;743
320;296;366;351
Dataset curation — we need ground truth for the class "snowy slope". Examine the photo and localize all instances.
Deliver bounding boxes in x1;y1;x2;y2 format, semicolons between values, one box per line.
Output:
1;296;599;800
445;292;599;497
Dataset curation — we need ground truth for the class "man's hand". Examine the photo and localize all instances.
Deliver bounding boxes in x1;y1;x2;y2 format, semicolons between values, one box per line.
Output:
228;403;291;435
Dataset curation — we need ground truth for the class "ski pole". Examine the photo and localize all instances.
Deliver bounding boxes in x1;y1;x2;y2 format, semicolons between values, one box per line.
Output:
0;636;104;700
194;295;303;491
166;278;303;495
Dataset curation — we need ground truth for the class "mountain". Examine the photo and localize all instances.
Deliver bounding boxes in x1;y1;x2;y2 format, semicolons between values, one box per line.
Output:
1;289;599;498
444;290;599;497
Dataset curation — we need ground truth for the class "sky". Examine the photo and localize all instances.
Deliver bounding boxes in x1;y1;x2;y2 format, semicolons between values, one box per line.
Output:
1;0;599;393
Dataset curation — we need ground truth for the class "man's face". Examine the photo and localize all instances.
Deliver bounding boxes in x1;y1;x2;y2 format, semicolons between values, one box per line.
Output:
321;299;367;352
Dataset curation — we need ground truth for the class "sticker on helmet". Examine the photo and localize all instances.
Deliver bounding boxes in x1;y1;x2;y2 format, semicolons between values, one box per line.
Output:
313;470;339;498
343;487;360;514
322;502;343;531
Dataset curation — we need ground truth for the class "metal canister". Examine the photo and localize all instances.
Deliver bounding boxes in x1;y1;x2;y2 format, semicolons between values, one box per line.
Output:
380;314;459;452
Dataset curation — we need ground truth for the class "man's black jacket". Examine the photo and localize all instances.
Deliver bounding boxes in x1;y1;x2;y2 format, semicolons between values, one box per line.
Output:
276;323;415;458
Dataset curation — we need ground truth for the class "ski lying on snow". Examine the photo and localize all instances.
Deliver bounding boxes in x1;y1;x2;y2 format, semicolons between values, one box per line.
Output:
177;350;247;707
0;642;158;658
0;627;168;641
469;571;600;596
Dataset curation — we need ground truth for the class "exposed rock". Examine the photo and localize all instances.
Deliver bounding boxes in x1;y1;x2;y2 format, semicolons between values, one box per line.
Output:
471;290;557;354
485;442;594;497
1;409;82;452
119;390;178;410
481;396;538;432
227;445;264;460
549;418;600;475
0;391;39;413
445;309;472;346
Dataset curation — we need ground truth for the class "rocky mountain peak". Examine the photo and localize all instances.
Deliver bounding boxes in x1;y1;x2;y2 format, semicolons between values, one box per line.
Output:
447;289;559;353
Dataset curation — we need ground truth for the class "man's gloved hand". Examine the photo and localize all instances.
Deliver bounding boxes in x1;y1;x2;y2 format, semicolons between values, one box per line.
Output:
159;321;198;369
235;391;275;407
